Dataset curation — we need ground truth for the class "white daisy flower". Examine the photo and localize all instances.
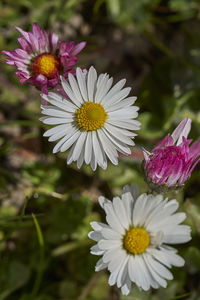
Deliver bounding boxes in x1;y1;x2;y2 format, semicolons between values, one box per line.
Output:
88;183;191;295
40;66;140;170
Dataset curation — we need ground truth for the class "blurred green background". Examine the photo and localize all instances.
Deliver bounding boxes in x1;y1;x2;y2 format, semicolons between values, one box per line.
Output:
0;0;200;299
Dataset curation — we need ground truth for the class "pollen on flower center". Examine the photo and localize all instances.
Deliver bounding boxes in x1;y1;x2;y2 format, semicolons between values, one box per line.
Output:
76;102;108;131
124;227;150;255
32;53;60;79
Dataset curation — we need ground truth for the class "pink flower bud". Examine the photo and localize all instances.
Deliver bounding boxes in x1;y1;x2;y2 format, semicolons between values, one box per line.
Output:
143;118;200;191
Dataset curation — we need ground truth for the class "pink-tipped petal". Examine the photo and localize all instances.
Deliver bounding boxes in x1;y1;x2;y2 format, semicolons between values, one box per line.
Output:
32;23;42;39
189;139;200;159
16;26;31;43
153;135;173;151
49;32;59;52
171;117;191;145
71;41;86;55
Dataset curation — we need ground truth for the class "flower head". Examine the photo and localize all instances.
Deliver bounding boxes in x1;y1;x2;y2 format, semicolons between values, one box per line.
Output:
88;183;191;295
2;23;86;94
40;66;141;170
143;117;200;191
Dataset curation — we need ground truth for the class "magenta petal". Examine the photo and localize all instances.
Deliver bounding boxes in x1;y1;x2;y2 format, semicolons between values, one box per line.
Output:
15;48;29;58
5;59;15;65
41;84;48;94
153;135;173;151
48;72;59;87
32;23;42;39
17;37;32;53
189;139;200;160
16;71;29;82
16;26;31;43
35;74;47;84
71;41;86;55
28;32;39;52
49;32;59;52
59;41;68;54
41;96;48;105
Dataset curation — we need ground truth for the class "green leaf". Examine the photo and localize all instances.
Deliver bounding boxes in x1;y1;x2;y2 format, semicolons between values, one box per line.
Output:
0;262;30;300
185;246;200;272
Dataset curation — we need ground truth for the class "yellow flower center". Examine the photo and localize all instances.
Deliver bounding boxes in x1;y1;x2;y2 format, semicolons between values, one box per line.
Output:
124;227;150;255
32;53;60;79
76;102;108;131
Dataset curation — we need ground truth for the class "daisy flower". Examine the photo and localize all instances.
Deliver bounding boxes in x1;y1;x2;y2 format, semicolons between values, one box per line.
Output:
88;183;191;295
40;66;141;170
143;117;200;191
2;23;86;94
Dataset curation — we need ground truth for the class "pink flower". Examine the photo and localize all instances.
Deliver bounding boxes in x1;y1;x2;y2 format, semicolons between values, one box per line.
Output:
2;23;86;94
143;117;200;190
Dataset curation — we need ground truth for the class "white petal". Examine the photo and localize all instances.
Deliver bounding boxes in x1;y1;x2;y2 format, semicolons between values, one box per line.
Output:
76;67;88;101
42;108;72;118
97;129;118;165
43;124;70;137
90;244;104;255
52;127;78;153
107;119;141;131
98;196;112;209
141;253;159;289
113;197;129;229
71;131;87;161
84;131;92;164
159;247;185;267
95;74;109;103
107;249;127;284
106;97;137;112
135;256;151;290
132;194;148;227
104;202;125;235
87;66;97;102
146;254;173;280
48;127;72;142
103;248;119;263
108;106;139;120
117;256;129;288
95;258;108;271
143;254;167;288
102;128;131;155
101;227;122;240
92;131;107;169
171;117;191;145
68;73;84;105
90;221;109;231
147;248;171;268
121;276;131;296
60;76;80;107
104;88;131;109
90;148;97;171
163;199;179;214
77;148;85;169
101;78;126;105
98;239;122;250
47;92;77;112
60;131;81;152
128;256;139;286
41;117;73;125
42;92;62;102
104;123;135;146
88;231;102;241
